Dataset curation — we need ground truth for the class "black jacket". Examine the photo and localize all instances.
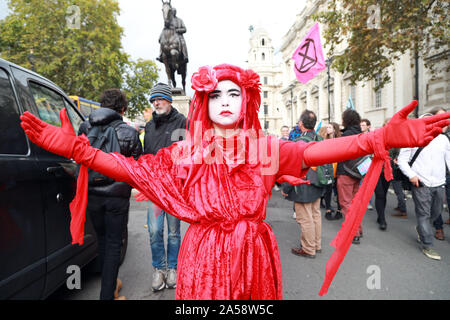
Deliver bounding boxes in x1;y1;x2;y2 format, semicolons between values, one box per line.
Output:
336;125;362;176
78;108;142;198
144;107;186;155
282;130;325;203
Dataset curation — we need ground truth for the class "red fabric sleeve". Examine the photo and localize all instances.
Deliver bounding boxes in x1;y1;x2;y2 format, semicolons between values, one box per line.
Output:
109;142;201;224
276;139;312;181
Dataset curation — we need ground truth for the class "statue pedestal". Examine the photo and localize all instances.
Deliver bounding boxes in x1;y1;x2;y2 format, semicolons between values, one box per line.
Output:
171;88;191;118
171;87;185;96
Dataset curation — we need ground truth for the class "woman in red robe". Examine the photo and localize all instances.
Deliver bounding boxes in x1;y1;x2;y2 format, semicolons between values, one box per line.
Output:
20;64;449;299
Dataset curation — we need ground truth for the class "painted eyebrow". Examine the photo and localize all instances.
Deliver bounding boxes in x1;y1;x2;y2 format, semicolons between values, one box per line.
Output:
209;88;241;95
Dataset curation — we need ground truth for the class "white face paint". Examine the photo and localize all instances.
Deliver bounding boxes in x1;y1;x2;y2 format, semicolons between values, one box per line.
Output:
208;80;242;129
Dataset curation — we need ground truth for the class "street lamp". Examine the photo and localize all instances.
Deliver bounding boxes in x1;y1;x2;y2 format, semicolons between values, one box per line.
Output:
289;83;295;128
413;48;419;118
27;49;36;71
326;57;335;123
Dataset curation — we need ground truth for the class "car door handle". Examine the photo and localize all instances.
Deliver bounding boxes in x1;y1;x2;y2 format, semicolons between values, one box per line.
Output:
47;166;64;174
56;193;64;203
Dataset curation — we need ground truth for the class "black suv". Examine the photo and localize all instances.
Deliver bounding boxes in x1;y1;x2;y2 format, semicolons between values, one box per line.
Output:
0;58;127;299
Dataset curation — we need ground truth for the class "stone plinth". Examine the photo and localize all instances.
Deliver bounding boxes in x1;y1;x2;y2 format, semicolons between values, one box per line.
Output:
171;88;191;118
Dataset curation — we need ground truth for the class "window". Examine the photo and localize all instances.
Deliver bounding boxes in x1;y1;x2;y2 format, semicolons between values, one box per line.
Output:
262;53;265;61
350;85;356;103
264;104;268;115
374;75;382;108
263;91;268;99
261;38;265;46
0;68;28;155
65;99;84;134
29;82;83;134
80;101;92;118
264;77;268;85
330;90;335;120
29;82;65;127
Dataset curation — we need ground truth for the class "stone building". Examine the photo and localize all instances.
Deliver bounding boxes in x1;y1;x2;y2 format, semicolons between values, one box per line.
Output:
247;27;287;136
278;0;449;129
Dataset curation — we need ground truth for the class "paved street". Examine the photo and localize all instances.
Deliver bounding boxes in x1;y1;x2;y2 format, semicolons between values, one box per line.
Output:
50;187;450;300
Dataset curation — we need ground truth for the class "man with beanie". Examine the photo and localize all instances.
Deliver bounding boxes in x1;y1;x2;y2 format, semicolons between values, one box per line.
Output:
143;83;186;291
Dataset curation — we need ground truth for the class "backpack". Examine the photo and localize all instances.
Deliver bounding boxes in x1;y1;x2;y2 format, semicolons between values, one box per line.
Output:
296;132;334;187
80;120;123;186
342;155;373;180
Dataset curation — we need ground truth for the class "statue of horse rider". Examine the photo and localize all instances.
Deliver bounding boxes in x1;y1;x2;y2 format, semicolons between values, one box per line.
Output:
157;7;188;64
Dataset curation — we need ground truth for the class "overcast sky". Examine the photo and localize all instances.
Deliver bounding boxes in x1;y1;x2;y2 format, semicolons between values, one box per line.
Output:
0;0;306;96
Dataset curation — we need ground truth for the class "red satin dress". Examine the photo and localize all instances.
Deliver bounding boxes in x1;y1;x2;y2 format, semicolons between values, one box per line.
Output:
111;135;309;300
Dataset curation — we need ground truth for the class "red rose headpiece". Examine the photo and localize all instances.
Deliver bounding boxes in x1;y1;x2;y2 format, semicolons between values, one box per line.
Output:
188;64;262;139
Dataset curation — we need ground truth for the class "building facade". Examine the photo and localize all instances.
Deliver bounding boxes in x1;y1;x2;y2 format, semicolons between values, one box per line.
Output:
247;27;287;136
278;0;449;130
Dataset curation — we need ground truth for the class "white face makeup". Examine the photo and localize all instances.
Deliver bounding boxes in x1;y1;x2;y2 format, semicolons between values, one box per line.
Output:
152;98;172;115
208;80;242;129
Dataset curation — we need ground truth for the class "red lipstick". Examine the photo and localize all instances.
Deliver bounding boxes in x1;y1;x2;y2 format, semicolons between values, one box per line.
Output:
220;111;233;116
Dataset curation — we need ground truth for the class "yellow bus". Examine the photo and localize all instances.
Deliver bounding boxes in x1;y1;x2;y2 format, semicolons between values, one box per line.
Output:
69;95;101;119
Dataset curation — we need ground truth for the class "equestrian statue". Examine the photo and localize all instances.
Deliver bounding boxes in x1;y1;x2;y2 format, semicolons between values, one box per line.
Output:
158;0;188;93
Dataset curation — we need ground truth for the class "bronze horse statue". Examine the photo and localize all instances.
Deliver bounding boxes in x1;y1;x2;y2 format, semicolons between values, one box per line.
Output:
158;0;187;93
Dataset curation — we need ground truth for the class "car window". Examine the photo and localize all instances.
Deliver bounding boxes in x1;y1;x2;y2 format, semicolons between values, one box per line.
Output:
28;82;83;135
64;98;84;134
0;68;28;155
29;82;65;127
80;103;92;119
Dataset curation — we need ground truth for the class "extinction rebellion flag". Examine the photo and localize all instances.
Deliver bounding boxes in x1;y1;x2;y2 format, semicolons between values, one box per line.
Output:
292;22;326;84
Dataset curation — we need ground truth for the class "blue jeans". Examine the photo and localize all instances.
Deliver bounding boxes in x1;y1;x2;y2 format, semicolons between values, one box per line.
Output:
147;202;181;270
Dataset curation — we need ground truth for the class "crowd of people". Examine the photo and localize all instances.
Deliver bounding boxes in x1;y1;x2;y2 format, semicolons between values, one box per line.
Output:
19;63;450;300
280;107;450;261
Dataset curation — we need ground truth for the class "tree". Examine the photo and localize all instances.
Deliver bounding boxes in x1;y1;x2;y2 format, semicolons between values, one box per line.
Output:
315;0;449;90
122;59;159;120
0;0;129;101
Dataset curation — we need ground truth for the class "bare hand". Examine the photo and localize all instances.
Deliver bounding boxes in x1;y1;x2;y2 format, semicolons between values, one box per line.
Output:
281;191;288;197
409;176;420;188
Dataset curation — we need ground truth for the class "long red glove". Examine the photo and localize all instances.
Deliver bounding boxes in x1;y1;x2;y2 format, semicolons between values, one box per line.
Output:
21;110;132;245
303;100;450;296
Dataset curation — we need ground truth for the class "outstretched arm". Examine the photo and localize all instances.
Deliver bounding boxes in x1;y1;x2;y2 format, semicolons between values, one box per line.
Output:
21;109;202;225
21;109;134;185
21;109;141;245
303;101;450;167
300;101;450;297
